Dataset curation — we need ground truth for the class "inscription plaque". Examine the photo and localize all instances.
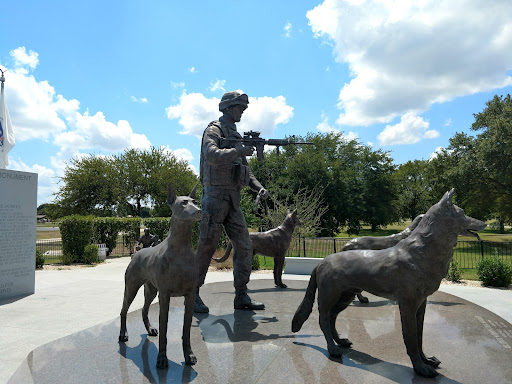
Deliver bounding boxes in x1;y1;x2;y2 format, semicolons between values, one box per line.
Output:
0;169;38;300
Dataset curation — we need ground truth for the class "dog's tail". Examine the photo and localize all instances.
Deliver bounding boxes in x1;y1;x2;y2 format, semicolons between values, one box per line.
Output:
212;241;232;263
292;266;318;333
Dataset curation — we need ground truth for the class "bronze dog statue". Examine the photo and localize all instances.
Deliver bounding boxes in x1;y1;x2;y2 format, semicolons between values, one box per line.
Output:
292;190;486;378
213;209;300;288
118;184;202;368
341;214;424;303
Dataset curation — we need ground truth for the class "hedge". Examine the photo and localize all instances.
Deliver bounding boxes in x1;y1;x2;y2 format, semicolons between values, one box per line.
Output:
143;217;171;242
59;215;95;263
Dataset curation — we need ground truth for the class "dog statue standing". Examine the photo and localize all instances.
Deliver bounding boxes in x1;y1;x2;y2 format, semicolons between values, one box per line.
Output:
341;213;424;303
118;184;202;368
292;189;486;378
213;209;300;288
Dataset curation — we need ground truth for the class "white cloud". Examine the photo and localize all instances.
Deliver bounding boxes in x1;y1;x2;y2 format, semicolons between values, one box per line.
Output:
171;81;185;89
3;66;66;141
1;47;153;204
316;113;358;140
54;111;151;155
429;146;445;160
378;112;439;146
1;47;151;155
444;118;452;127
284;22;292;38
130;96;148;103
238;96;294;135
166;92;220;138
307;0;512;126
166;92;294;138
189;67;198;73
161;146;197;174
10;47;39;70
209;79;226;92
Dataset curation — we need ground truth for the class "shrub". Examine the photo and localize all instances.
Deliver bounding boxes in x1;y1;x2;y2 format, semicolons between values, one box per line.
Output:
83;244;99;264
477;258;512;287
446;259;462;283
251;254;260;270
59;215;94;263
93;218;122;256
143;217;171;241
119;217;142;254
61;252;74;265
36;249;45;269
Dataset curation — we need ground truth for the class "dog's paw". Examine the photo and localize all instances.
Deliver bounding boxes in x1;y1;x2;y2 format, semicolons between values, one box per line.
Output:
185;353;197;365
118;332;128;342
358;295;369;304
337;338;352;348
414;362;438;378
424;355;441;368
328;344;343;357
147;327;158;336
156;353;169;369
277;283;288;288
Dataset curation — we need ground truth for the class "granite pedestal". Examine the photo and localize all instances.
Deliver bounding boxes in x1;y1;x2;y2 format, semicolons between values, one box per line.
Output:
8;280;512;383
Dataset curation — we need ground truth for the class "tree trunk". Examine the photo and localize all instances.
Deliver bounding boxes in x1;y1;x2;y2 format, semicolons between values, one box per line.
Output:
499;218;505;234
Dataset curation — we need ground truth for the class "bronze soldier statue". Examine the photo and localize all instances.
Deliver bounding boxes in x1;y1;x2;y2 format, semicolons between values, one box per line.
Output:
136;228;156;251
195;91;269;313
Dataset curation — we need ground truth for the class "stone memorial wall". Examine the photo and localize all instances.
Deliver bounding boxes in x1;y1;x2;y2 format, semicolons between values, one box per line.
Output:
0;169;38;300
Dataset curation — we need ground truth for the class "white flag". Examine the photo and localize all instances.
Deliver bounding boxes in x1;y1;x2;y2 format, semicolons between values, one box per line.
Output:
0;80;15;169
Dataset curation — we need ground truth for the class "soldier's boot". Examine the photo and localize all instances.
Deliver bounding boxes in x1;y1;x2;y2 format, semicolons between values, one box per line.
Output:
234;288;265;310
194;287;209;313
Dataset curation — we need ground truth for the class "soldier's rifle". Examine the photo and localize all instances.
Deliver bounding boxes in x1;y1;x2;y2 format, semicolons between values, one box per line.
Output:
219;130;314;162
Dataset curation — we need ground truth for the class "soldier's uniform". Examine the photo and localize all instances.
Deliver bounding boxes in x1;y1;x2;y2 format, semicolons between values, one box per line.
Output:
196;92;266;311
137;229;155;249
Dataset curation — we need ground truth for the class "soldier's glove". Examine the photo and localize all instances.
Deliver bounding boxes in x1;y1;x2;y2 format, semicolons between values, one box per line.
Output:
258;188;269;200
235;143;254;157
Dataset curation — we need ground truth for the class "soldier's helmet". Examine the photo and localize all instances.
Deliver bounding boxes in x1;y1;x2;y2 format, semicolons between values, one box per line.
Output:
219;91;249;112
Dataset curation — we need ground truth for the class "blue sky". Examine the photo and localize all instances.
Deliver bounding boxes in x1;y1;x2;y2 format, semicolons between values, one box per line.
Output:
1;0;511;206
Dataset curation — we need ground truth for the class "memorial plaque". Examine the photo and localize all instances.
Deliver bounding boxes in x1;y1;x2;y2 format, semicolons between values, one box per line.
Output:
0;169;38;300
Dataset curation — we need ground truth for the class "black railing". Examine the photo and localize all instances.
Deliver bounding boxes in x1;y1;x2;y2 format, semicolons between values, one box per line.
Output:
37;236;512;270
285;235;512;270
37;239;134;261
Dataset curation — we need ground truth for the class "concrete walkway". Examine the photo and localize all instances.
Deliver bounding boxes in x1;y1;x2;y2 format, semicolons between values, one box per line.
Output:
0;257;511;384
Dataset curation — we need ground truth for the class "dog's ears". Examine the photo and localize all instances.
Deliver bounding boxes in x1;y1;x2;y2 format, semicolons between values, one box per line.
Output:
441;188;455;206
167;184;177;206
189;183;198;199
292;208;298;216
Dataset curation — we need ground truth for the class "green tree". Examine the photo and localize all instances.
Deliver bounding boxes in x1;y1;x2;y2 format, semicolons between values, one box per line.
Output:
471;94;512;232
250;132;398;235
426;94;512;232
395;160;432;220
54;147;198;218
55;155;120;217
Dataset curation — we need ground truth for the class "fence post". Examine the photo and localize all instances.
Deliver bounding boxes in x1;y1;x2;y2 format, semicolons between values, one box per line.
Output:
303;237;306;258
333;238;337;253
479;240;484;260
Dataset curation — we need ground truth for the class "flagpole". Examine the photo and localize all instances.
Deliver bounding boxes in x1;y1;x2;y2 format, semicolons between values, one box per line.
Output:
0;69;5;97
0;68;15;169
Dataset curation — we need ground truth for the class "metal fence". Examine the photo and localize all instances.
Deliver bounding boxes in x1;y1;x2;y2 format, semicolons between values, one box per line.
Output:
37;236;512;270
37;238;134;262
284;235;512;270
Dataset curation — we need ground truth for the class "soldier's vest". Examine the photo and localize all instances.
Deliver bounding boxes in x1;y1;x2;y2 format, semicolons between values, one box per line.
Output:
200;121;250;189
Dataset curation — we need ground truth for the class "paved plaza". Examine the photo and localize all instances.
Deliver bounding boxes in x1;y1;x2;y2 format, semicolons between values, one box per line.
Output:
1;258;511;383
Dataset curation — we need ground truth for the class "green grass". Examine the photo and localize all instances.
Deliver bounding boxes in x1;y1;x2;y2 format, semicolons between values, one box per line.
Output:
336;221;512;241
460;268;479;280
36;230;62;240
256;255;275;270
